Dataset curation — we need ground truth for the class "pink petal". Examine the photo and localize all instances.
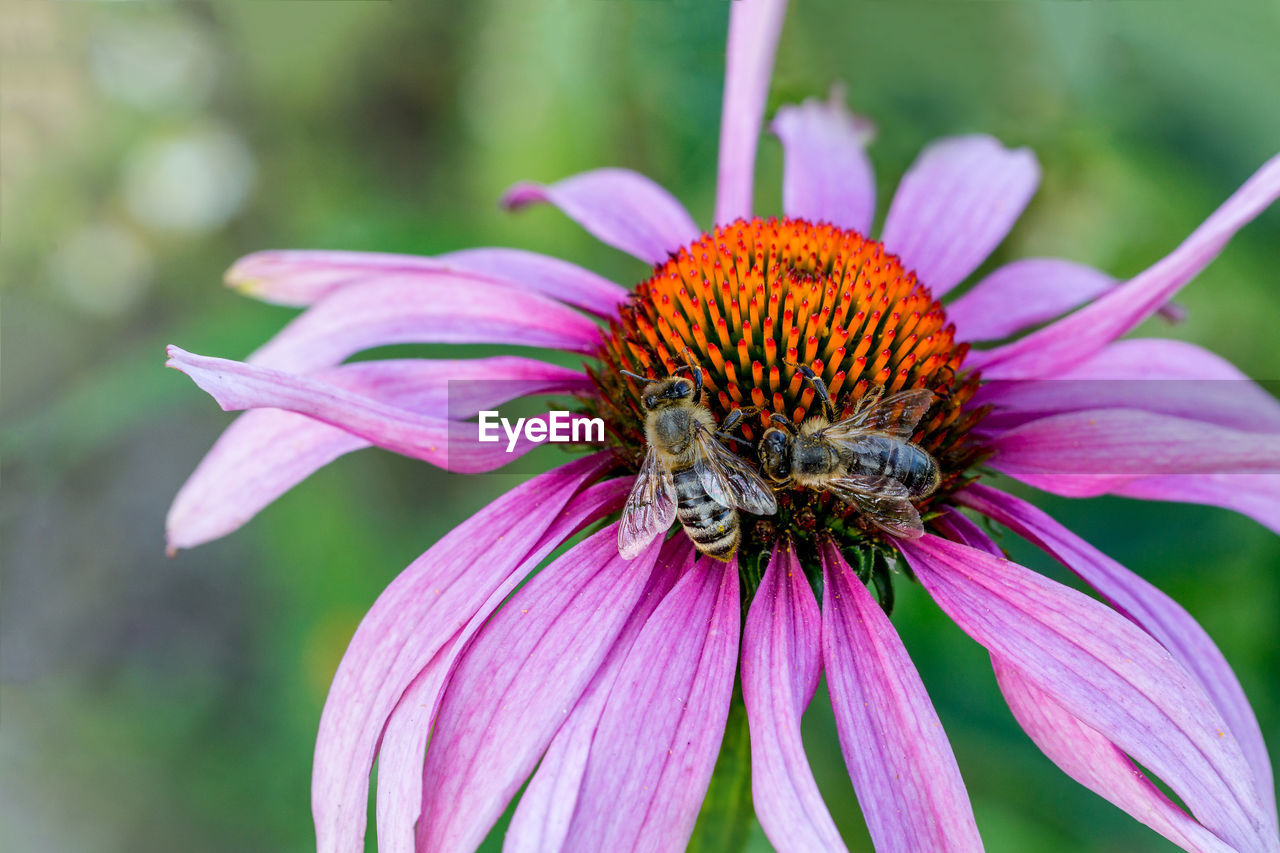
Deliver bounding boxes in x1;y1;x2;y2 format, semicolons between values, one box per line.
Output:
986;409;1280;497
244;273;601;373
226;247;628;318
948;259;1115;342
166;347;599;473
949;259;1186;344
994;659;1235;853
310;455;619;853
931;508;1004;558
881;135;1039;296
771;90;875;234
971;153;1280;379
503;168;700;266
412;524;664;852
562;556;740;850
975;339;1280;436
820;541;982;853
372;482;633;853
742;542;846;852
715;0;789;225
899;535;1276;853
505;538;695;853
1115;473;1280;537
166;357;592;550
958;484;1276;826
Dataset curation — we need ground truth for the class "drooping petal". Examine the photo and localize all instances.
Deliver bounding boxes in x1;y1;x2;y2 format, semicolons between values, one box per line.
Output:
958;483;1276;825
947;259;1115;342
743;542;845;852
771;91;875;234
562;556;740;851
503;168;700;266
986;409;1280;497
975;339;1280;435
505;538;695;853
820;541;983;853
166;347;600;473
931;508;1004;557
244;274;601;373
971;153;1280;379
1114;473;1280;537
898;535;1276;853
880;135;1039;296
409;524;662;852
715;0;789;225
226;247;628;318
994;659;1236;853
166;357;592;550
372;484;634;853
310;456;620;853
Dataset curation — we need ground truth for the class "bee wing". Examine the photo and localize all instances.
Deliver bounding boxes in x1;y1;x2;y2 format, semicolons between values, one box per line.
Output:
825;474;925;540
692;427;778;516
618;446;677;559
831;388;937;441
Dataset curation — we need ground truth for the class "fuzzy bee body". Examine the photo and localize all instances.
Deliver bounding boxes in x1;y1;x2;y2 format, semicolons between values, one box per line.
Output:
672;466;739;559
841;433;941;497
759;366;940;539
618;372;776;561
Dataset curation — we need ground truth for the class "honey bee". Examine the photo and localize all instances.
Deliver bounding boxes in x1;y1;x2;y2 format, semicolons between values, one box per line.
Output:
758;364;940;539
618;366;777;561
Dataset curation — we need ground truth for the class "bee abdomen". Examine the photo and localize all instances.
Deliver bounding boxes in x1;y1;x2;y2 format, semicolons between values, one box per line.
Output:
672;466;740;560
848;436;940;497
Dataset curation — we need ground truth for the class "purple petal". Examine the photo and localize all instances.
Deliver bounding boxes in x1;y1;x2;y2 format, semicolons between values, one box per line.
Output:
959;483;1276;826
166;356;592;550
994;659;1236;853
310;456;621;853
244;273;600;373
742;542;845;852
503;168;700;266
715;0;789;225
820;541;982;853
166;347;599;473
881;135;1039;296
562;556;740;850
948;259;1115;342
771;90;875;234
975;339;1280;436
986;409;1280;497
949;260;1186;344
899;535;1276;853
971;153;1280;379
931;508;1004;557
505;538;695;853
226;247;628;318
1115;473;1280;537
413;524;664;852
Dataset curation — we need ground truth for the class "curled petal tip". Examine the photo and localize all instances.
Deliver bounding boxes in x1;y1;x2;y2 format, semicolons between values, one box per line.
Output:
500;181;546;211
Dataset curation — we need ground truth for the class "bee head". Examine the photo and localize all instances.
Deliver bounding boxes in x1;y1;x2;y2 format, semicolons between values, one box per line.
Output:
640;377;695;411
758;427;792;481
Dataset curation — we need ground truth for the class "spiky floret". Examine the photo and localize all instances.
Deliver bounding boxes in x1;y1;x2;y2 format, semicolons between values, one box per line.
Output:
587;218;989;593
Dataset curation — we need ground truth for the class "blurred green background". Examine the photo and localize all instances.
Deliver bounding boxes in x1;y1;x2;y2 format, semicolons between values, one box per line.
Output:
3;0;1279;850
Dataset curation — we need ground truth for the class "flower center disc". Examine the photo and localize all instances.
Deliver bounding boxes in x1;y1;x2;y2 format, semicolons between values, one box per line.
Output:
589;217;987;568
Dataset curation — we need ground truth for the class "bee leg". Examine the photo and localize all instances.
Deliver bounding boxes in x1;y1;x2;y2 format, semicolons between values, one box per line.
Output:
796;363;837;422
769;412;800;436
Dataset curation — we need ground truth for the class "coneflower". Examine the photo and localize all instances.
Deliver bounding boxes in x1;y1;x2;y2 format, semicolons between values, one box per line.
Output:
167;0;1280;850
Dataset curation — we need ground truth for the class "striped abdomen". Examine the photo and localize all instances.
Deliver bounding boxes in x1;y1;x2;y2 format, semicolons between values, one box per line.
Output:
845;435;940;497
672;466;739;560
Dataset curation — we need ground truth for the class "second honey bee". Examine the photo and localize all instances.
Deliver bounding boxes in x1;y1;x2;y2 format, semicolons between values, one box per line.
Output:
758;365;941;539
618;366;777;561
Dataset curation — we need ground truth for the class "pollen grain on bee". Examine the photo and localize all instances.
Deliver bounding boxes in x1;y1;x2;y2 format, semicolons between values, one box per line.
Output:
476;410;605;452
